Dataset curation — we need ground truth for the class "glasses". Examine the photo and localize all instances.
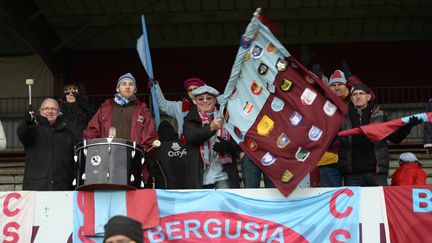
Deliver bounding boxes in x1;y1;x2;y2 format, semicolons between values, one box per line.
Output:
40;107;59;112
196;96;215;103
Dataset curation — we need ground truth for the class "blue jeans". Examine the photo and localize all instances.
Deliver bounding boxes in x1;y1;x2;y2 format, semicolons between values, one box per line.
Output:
319;164;342;187
241;154;275;188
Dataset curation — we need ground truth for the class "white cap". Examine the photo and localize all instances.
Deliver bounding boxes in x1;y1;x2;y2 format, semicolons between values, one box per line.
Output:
399;152;422;166
191;85;219;97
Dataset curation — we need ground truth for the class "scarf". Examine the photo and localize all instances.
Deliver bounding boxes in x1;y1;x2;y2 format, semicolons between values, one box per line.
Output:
198;108;232;166
114;93;136;106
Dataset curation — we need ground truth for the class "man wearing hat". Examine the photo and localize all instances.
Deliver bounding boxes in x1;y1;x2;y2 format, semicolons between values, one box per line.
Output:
391;152;427;186
104;215;143;243
149;77;207;142
317;70;350;187
183;85;240;189
83;73;159;186
338;83;420;186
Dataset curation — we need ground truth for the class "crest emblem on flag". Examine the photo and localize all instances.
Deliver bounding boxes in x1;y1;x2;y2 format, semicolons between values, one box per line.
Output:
300;88;317;105
289;111;303;127
308;125;323;141
261;152;277;166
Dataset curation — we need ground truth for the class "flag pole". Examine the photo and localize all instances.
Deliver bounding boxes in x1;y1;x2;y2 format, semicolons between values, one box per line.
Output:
140;14;160;127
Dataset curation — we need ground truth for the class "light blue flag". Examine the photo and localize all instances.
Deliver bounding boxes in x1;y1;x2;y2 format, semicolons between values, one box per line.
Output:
137;14;160;126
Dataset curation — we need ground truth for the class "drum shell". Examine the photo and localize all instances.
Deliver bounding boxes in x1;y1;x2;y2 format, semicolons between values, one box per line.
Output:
75;138;144;190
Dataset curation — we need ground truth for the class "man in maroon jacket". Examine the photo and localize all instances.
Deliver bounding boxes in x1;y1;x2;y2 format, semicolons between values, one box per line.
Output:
83;73;159;187
83;73;158;150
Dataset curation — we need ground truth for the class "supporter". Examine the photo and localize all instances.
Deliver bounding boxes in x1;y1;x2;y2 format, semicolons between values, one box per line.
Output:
83;73;159;187
424;98;432;156
0;120;6;150
83;73;158;150
183;85;240;189
153;120;188;189
391;152;427;186
59;83;96;141
149;77;206;141
17;98;76;190
317;70;348;187
338;83;420;186
103;215;143;243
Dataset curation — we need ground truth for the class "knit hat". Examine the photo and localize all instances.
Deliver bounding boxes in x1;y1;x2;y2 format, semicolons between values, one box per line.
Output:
328;70;347;86
191;85;219;97
117;73;136;88
183;77;205;91
350;82;371;94
103;215;143;243
399;152;423;166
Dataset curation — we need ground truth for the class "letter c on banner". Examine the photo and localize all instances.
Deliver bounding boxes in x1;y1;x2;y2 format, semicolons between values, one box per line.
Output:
330;229;351;243
3;193;21;217
329;188;353;219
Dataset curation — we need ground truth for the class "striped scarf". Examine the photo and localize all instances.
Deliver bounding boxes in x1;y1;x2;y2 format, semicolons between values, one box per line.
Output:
198;109;232;165
114;93;136;106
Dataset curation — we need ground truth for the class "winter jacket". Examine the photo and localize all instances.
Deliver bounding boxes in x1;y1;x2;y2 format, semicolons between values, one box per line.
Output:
339;103;411;175
391;163;427;186
60;94;96;142
17;115;76;191
183;106;240;188
83;99;158;150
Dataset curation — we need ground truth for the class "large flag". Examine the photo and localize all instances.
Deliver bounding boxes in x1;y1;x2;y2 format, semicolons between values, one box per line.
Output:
220;9;347;196
0;192;35;243
383;186;432;243
338;112;432;142
73;190;159;243
145;188;361;242
137;14;160;126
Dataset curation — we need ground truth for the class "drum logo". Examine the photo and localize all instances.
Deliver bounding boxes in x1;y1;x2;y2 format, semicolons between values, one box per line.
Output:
90;155;102;166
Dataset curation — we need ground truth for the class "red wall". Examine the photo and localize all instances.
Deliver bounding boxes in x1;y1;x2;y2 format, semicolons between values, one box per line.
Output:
70;41;431;95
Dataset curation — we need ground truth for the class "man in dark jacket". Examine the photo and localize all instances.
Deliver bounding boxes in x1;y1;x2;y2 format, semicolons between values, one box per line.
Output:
183;85;240;189
17;98;76;191
339;83;419;186
424;98;432;156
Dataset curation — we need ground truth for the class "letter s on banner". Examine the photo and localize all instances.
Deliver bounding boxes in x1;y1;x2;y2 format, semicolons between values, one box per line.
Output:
329;188;353;219
330;229;351;243
412;188;432;213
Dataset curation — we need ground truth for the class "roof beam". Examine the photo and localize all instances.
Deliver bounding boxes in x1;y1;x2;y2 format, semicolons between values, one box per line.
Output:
0;0;67;76
45;5;432;27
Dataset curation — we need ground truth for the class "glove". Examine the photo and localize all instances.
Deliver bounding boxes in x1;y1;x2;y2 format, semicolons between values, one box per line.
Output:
213;136;236;153
24;111;35;125
406;116;422;127
148;79;158;88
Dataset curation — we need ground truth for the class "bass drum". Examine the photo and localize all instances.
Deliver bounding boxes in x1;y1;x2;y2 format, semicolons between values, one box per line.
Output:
74;138;145;190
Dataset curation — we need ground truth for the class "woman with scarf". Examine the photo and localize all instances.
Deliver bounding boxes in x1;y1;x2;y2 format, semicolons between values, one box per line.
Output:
59;83;96;142
83;73;158;151
183;85;240;189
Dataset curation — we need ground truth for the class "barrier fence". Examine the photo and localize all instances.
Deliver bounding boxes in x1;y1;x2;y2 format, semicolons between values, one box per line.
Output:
1;86;431;151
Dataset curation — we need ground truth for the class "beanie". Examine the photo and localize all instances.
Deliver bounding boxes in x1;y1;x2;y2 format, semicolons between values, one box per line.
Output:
350;82;371;94
328;70;347;86
183;77;205;90
103;215;143;243
117;73;136;88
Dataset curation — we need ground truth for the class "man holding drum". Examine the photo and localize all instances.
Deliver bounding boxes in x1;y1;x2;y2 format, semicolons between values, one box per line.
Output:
83;73;159;186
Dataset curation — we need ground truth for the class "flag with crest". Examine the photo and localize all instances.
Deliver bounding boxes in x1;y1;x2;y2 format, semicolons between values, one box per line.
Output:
219;9;347;196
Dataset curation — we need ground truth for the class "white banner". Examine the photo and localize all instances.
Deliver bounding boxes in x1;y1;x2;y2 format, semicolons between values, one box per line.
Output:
0;191;36;243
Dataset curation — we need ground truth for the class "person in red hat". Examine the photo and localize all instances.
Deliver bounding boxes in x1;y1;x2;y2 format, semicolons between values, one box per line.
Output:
391;152;427;186
149;77;207;142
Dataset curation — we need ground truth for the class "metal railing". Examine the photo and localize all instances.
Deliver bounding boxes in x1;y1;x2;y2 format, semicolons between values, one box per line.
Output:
1;86;431;151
